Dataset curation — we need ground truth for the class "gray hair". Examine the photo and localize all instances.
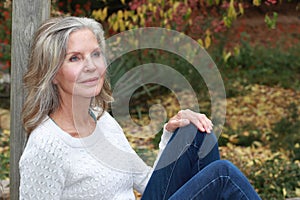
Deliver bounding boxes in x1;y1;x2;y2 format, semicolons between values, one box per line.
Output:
23;16;113;134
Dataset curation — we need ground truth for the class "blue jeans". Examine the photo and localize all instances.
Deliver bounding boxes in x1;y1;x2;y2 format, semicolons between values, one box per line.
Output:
141;124;261;200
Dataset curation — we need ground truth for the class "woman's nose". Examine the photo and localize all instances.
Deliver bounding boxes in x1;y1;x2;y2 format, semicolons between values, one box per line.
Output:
83;56;97;72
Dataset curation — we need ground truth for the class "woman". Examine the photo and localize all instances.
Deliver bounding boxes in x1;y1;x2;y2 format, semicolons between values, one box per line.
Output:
19;16;261;199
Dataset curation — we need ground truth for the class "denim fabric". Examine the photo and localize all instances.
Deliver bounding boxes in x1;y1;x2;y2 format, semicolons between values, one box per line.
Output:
141;124;261;200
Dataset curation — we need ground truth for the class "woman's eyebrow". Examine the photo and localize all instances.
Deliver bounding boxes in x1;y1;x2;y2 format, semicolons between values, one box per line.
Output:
66;51;80;55
92;47;102;52
66;47;101;55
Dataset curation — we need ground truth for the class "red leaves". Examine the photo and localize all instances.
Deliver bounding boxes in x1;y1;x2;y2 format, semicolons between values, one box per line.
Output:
265;0;277;6
2;11;9;19
0;1;11;70
56;0;92;17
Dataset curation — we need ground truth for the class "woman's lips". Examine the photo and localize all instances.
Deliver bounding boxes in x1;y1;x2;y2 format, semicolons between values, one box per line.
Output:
80;77;99;85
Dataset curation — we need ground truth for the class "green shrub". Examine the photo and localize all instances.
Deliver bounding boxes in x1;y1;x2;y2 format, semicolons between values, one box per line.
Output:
211;33;300;91
109;49;211;118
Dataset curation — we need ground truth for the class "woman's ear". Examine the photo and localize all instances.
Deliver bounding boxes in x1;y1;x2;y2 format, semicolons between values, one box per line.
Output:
52;76;58;84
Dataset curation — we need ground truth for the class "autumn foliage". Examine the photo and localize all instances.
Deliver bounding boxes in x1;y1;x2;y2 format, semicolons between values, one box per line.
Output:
0;0;11;71
0;0;299;199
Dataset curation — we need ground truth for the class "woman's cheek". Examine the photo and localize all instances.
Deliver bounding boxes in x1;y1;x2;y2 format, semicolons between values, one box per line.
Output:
69;67;82;82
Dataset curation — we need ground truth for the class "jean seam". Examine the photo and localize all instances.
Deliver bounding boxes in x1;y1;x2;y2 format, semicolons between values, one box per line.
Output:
191;139;201;149
162;143;191;200
228;177;250;200
190;176;250;200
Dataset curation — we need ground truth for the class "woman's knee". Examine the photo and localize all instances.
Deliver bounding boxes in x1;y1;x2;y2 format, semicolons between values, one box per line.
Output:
209;160;234;171
170;124;220;161
171;124;202;146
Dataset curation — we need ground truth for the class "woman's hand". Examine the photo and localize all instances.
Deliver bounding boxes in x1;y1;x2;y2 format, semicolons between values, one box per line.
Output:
165;109;213;133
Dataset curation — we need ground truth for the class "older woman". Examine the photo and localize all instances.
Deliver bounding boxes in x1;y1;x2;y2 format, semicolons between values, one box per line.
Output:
19;16;261;200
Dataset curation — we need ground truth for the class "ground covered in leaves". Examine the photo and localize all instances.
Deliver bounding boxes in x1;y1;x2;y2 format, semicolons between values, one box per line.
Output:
1;4;300;199
1;72;299;196
122;83;300;199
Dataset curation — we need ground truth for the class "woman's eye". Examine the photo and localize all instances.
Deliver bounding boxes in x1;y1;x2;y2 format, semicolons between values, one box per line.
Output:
92;51;101;58
69;55;79;62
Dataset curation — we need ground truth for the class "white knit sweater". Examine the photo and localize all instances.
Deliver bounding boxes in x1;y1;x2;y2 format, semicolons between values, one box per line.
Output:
19;111;172;200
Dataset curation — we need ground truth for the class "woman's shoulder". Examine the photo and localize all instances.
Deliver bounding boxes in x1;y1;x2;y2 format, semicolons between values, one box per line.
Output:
28;118;61;143
19;118;68;189
21;118;68;160
98;111;124;133
95;111;136;152
92;110;121;129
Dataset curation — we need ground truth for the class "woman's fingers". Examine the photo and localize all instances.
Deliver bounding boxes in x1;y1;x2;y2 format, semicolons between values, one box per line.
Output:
165;109;213;133
165;118;190;132
180;110;213;133
193;113;213;133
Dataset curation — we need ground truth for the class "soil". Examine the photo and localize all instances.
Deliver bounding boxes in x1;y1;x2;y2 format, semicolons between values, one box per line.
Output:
223;2;300;49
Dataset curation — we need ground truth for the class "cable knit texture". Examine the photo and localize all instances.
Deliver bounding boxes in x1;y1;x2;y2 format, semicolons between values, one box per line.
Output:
19;111;172;200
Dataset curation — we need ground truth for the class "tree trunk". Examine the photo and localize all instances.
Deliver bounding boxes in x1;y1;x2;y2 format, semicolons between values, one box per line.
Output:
10;1;50;199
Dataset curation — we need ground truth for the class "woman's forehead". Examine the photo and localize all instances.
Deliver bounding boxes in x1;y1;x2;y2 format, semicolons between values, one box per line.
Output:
66;29;100;52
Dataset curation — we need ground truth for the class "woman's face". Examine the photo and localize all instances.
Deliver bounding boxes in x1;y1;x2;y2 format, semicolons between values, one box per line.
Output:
53;28;106;100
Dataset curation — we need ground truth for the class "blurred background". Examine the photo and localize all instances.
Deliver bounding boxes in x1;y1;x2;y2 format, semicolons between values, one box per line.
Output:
0;0;299;199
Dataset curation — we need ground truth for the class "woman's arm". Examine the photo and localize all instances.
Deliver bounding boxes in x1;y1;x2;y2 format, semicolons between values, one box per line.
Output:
19;136;65;199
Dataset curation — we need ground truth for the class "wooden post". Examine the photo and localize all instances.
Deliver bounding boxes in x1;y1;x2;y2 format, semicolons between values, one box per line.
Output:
10;1;50;199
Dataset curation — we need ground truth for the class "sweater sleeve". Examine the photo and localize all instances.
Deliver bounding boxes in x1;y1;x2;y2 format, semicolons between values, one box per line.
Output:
19;133;66;200
101;112;174;194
